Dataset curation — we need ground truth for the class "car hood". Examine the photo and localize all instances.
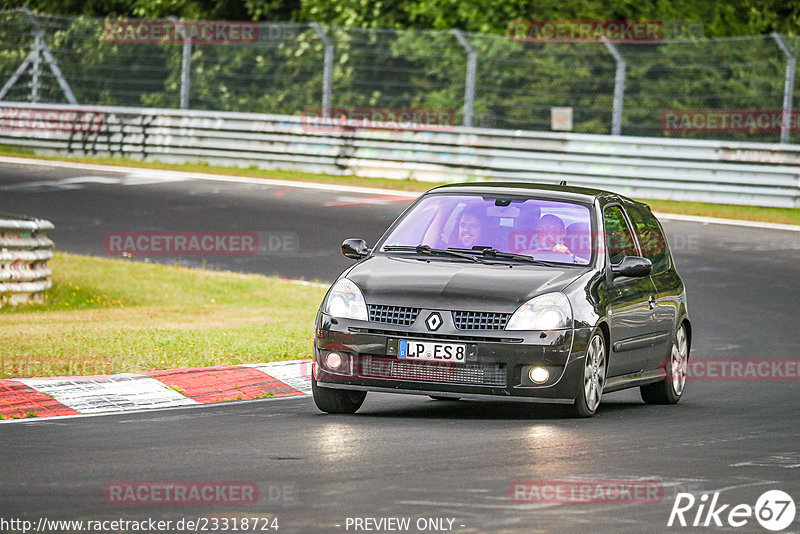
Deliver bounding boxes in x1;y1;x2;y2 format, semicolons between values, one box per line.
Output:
345;255;585;312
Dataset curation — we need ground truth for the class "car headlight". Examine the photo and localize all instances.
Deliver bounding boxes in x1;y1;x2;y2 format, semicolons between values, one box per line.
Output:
506;292;572;330
324;278;368;321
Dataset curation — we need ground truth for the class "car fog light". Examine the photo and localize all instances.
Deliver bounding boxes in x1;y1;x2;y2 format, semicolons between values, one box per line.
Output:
326;352;343;370
529;366;550;384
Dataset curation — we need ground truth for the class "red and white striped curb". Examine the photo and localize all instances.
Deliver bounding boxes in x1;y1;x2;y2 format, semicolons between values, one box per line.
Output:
0;359;311;421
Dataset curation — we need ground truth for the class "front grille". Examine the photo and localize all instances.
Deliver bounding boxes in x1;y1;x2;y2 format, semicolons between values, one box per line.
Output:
453;311;511;330
368;305;420;326
362;355;506;387
349;327;524;343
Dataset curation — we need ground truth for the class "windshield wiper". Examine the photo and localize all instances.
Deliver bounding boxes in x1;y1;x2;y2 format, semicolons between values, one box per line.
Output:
446;247;556;266
383;244;486;263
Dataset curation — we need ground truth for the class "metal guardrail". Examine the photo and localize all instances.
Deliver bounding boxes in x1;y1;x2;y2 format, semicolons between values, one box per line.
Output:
0;212;54;307
0;102;799;208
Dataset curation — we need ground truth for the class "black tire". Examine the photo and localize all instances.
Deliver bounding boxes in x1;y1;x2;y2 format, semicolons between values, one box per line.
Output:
429;396;460;401
312;378;366;414
641;324;688;405
571;330;606;418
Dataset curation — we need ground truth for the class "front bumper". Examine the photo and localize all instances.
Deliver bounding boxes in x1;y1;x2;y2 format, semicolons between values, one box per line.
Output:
314;311;594;403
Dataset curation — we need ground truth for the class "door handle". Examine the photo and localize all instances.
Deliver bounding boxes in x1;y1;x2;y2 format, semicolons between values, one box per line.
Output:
648;295;656;310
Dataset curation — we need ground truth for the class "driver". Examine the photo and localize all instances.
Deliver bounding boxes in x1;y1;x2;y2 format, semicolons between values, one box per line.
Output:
522;214;572;255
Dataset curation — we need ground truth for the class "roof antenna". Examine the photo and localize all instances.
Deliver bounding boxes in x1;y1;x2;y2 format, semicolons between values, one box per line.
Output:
558;180;567;186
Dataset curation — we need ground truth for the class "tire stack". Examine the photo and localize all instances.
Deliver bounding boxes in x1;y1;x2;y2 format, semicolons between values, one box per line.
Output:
0;213;54;307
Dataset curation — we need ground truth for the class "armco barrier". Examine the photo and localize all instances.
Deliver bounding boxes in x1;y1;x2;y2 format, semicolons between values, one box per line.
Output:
0;213;54;307
0;102;798;208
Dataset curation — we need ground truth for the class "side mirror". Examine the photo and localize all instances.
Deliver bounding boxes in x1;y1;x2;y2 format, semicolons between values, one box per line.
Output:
611;256;651;279
341;238;371;260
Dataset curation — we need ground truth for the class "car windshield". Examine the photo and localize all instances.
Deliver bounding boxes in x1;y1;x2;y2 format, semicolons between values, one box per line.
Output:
380;194;594;265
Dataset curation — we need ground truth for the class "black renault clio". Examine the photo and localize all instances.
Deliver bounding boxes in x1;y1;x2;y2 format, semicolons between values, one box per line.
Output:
312;183;691;417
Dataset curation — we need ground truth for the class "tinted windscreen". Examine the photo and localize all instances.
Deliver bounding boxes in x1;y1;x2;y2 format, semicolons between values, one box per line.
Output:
381;194;593;264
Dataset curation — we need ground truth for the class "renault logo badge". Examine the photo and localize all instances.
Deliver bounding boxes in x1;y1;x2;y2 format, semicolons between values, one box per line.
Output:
426;312;442;331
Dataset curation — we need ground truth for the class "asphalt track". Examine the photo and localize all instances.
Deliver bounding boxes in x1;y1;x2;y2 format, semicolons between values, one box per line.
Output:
1;160;799;533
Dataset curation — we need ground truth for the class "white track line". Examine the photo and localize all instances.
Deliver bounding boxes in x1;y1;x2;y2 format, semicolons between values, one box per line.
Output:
0;155;421;197
654;212;800;232
1;155;797;231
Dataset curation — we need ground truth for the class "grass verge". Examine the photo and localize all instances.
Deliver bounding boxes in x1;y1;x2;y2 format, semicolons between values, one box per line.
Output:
0;252;327;379
1;146;798;225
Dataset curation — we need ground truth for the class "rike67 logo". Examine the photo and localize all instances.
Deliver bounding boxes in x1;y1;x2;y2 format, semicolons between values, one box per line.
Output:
668;490;796;531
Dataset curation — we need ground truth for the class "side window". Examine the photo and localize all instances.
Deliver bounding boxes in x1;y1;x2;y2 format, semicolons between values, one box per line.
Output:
603;205;637;265
627;205;669;273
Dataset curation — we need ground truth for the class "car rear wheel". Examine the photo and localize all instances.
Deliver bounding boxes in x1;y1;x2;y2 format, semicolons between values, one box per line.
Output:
571;330;606;418
641;324;688;405
312;379;366;414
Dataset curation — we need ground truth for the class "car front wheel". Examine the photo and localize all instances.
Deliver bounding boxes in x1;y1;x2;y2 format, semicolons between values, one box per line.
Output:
572;330;606;418
312;379;367;414
641;323;688;405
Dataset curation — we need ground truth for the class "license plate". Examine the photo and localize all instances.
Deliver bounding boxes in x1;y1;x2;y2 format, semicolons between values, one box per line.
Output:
398;340;466;364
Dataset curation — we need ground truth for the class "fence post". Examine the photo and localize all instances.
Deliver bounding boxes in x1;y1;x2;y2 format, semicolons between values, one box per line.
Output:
30;32;42;102
450;29;476;127
772;33;795;144
180;40;192;109
311;23;334;118
602;40;626;136
169;17;192;109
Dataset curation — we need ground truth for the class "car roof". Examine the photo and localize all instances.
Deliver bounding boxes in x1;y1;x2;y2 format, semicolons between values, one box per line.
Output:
426;182;644;207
